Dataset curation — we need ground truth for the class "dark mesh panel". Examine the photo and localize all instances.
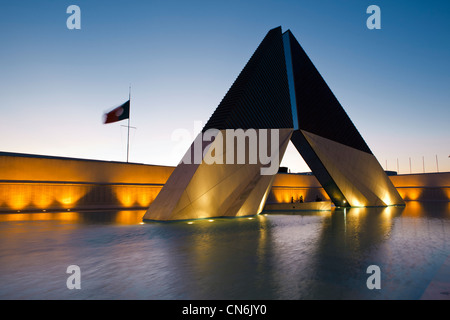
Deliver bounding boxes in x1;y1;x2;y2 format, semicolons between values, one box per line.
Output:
287;31;372;154
203;27;293;131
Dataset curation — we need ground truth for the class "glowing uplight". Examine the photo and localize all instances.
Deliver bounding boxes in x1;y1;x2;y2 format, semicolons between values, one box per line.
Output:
53;184;90;208
115;187;136;207
8;193;29;210
60;197;73;205
33;191;53;209
137;187;161;207
2;183;90;211
187;221;194;224
351;200;363;207
397;188;422;201
381;193;393;206
257;187;271;213
6;185;31;210
208;219;214;222
114;186;162;208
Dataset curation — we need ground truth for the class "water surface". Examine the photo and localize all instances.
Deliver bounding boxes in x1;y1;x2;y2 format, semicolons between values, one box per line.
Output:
0;202;449;299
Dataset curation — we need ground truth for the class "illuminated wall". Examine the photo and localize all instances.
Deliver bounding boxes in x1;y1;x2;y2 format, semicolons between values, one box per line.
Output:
269;172;450;204
0;153;449;213
267;173;329;203
0;152;172;212
390;173;450;202
0;152;173;184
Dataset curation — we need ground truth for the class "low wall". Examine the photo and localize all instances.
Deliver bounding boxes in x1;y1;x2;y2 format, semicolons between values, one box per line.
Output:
269;172;450;204
0;152;173;212
0;152;449;212
390;173;450;201
267;174;330;204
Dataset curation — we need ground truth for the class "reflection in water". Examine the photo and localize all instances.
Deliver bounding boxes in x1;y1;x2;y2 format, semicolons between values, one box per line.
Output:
0;203;449;299
309;206;405;299
0;210;146;224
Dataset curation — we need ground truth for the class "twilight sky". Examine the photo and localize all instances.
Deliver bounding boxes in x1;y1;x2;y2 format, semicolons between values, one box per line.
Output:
1;0;449;173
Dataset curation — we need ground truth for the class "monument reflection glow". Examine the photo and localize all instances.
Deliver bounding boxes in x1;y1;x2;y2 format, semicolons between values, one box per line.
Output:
1;202;448;299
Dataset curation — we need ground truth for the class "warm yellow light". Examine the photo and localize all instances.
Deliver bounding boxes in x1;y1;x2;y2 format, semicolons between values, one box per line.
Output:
55;185;88;208
382;206;393;218
348;196;366;207
114;186;163;208
26;184;53;209
349;207;364;216
8;194;29;210
257;214;268;221
137;187;161;207
114;186;137;207
398;188;422;201
0;211;81;223
352;200;362;207
381;195;392;206
187;221;193;224
6;185;31;210
53;212;80;222
114;210;144;224
403;201;424;217
208;219;214;222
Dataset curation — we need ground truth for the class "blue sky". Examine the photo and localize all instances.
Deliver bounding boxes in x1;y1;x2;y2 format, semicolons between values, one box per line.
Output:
1;0;449;173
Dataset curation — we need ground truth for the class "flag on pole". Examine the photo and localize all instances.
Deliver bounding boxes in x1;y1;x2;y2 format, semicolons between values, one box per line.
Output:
103;100;130;124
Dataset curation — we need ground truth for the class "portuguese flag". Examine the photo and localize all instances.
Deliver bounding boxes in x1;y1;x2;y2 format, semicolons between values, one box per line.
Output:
103;100;130;124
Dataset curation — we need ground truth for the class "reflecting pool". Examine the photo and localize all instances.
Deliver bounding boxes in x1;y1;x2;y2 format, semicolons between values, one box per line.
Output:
0;202;449;299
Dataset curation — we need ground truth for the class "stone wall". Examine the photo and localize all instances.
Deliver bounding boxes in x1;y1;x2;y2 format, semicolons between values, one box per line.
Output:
1;153;448;212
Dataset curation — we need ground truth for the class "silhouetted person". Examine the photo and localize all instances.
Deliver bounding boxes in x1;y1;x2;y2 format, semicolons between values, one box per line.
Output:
315;195;322;202
299;195;303;203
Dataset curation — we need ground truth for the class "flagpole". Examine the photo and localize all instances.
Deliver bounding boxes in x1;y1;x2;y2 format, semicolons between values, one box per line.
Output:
127;85;131;163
